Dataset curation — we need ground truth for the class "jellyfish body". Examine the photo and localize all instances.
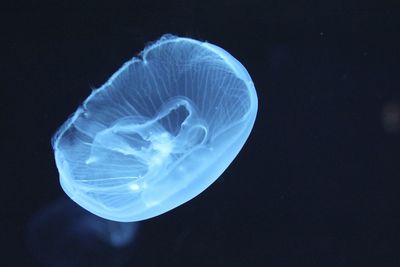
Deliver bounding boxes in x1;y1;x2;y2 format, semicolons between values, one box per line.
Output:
52;34;258;222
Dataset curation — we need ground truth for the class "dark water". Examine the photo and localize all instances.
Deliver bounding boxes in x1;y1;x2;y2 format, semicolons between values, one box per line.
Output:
2;1;400;266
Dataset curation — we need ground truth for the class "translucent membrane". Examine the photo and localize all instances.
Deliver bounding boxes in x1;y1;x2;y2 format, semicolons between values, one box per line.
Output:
52;34;258;222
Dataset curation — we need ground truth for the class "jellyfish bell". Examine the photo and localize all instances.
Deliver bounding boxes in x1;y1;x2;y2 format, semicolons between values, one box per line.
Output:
52;34;258;222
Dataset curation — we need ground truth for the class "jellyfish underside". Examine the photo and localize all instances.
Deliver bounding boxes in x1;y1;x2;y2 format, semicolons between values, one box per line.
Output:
53;35;258;222
85;97;208;207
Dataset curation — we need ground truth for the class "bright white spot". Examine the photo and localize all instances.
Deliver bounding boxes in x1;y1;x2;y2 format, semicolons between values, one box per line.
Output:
129;183;140;191
149;136;172;166
153;142;172;155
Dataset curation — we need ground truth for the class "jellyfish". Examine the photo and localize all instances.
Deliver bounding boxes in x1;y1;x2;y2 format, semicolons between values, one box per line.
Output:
52;34;258;222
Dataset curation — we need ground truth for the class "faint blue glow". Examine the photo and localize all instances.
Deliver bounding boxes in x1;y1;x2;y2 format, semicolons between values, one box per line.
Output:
52;34;258;222
27;197;139;267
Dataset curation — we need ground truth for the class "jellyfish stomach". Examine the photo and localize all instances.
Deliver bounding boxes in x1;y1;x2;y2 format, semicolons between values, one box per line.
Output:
88;97;209;208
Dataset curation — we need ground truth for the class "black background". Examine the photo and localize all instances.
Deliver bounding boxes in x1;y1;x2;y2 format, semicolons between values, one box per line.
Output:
2;1;400;266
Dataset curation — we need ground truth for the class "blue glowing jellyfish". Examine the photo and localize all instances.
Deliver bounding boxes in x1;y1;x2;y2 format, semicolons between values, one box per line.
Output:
52;34;258;222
